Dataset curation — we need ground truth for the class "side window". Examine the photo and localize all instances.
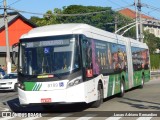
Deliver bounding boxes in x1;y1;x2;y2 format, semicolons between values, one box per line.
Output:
111;43;118;72
132;47;138;71
82;39;92;69
131;47;143;71
92;40;108;75
81;37;128;77
93;43;127;74
81;37;93;78
142;49;150;70
117;45;127;72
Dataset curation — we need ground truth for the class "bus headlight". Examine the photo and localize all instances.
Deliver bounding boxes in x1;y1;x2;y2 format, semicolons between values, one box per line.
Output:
67;79;82;88
17;82;25;90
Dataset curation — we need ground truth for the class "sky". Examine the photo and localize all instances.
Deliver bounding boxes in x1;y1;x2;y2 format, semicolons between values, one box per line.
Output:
0;0;160;19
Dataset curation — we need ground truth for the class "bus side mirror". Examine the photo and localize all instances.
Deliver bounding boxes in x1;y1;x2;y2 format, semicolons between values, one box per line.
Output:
12;42;19;65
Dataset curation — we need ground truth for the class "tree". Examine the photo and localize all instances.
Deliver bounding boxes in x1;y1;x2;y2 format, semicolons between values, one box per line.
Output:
30;16;41;25
144;31;157;53
155;37;160;50
29;5;136;39
30;5;127;32
58;5;116;32
30;10;58;26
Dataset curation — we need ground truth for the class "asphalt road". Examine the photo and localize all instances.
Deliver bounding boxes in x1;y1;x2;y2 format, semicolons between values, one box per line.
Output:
0;76;160;120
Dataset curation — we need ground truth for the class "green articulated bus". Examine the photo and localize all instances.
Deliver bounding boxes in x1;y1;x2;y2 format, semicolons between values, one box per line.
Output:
12;23;150;108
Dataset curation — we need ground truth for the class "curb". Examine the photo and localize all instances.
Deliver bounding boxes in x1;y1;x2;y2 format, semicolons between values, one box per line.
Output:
151;75;160;80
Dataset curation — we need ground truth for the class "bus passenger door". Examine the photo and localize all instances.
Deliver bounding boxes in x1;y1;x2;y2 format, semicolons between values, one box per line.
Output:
81;36;95;102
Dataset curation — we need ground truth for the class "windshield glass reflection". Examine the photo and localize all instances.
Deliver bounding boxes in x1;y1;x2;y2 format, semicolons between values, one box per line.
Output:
20;37;80;76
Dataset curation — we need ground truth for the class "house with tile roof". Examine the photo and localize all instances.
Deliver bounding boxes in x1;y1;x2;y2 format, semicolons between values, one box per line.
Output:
0;12;36;66
118;8;160;38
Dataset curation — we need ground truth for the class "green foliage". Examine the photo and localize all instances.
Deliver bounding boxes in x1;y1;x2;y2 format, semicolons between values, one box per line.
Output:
123;27;136;39
30;10;58;26
29;5;160;53
29;5;130;32
150;54;160;70
30;16;40;24
144;31;158;54
59;5;116;32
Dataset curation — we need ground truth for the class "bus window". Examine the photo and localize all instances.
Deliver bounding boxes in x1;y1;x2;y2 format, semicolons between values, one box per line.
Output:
81;38;93;78
131;47;144;71
117;45;127;72
20;36;80;76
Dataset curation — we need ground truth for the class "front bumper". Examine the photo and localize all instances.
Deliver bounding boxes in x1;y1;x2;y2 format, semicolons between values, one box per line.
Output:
18;83;87;105
0;84;14;90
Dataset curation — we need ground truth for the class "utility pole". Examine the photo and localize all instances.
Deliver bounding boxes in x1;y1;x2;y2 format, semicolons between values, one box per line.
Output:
137;0;143;42
114;15;118;33
134;0;139;41
3;0;11;74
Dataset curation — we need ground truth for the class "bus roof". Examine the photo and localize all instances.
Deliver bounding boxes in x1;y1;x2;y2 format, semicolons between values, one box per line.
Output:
21;23;90;39
20;23;148;49
21;23;118;39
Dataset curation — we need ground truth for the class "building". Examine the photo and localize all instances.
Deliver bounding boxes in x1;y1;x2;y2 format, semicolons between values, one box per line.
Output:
0;12;36;66
118;8;160;38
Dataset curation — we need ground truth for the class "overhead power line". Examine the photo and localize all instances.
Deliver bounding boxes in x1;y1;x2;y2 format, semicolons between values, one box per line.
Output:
141;10;155;19
0;4;133;17
143;3;160;14
8;0;22;6
108;0;123;7
121;0;132;5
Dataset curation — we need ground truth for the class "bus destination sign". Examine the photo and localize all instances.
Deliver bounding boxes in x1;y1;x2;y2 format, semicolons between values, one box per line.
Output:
25;39;70;48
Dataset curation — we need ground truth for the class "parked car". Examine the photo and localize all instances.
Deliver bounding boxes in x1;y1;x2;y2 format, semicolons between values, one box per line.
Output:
0;68;5;78
0;73;18;91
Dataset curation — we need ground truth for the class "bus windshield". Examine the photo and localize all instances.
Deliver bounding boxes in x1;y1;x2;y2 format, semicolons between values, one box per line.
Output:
19;36;80;76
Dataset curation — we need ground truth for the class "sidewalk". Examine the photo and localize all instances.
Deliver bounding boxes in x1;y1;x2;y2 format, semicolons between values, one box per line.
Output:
151;70;160;80
151;70;160;75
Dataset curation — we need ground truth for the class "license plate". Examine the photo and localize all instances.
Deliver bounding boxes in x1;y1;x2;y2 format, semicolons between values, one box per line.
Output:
41;98;52;103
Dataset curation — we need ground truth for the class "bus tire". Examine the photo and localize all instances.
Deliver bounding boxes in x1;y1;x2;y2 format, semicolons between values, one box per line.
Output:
13;83;18;92
139;75;145;88
91;84;103;108
118;80;125;97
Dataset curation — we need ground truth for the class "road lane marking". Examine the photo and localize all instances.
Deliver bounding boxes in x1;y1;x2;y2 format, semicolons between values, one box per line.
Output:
75;114;97;120
2;108;10;111
105;117;122;120
0;117;15;120
48;113;73;120
136;117;152;120
21;117;41;120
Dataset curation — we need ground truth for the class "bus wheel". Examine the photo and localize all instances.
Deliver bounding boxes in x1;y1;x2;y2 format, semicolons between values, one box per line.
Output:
139;75;145;88
13;83;18;92
118;80;125;97
91;84;103;108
